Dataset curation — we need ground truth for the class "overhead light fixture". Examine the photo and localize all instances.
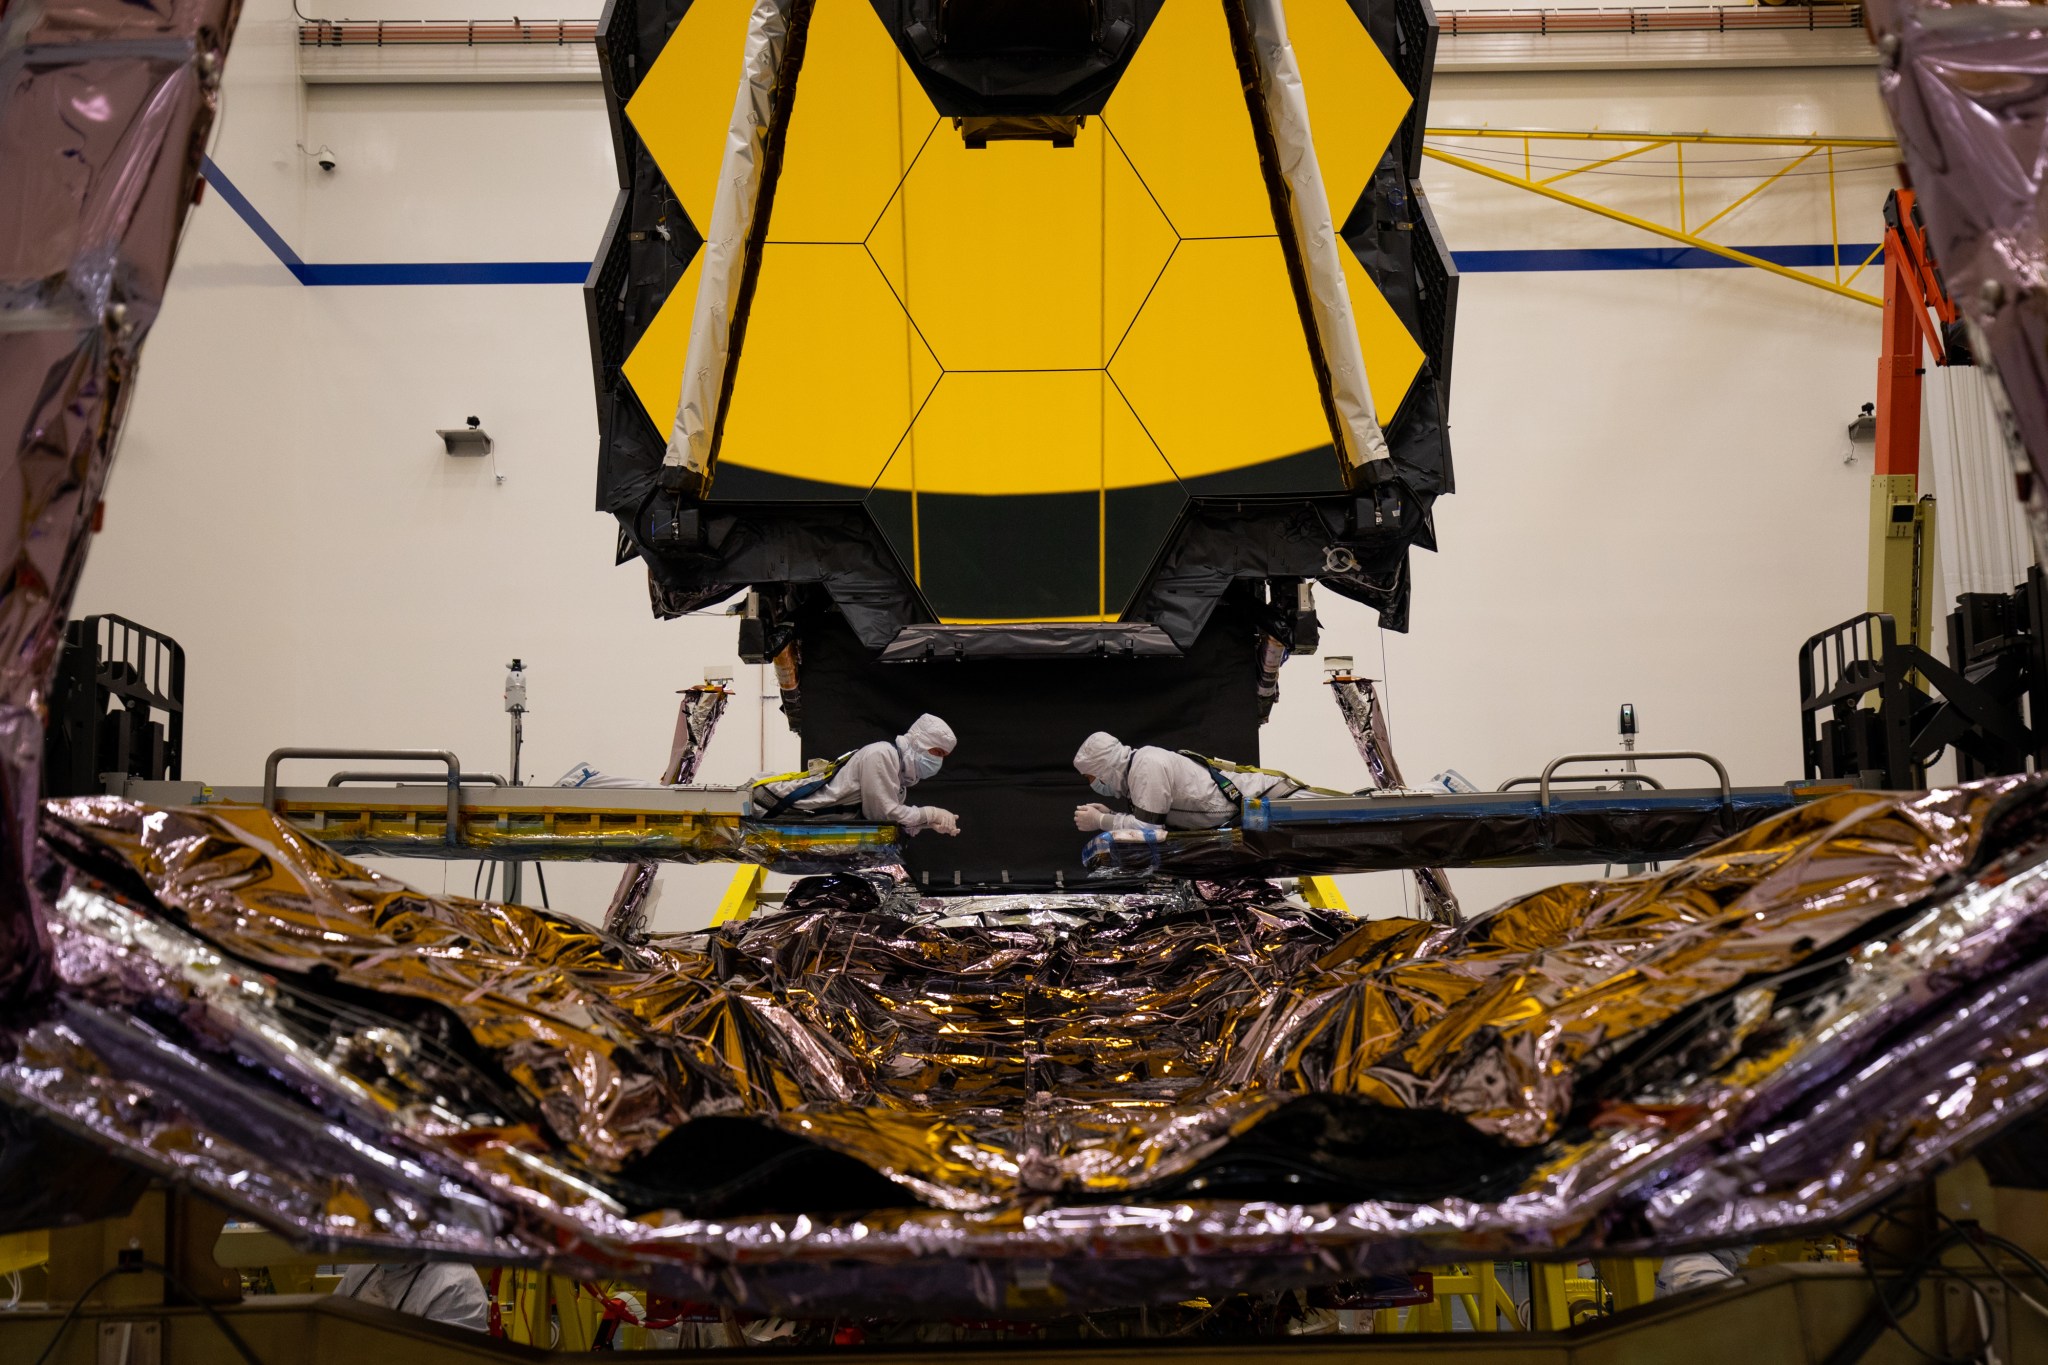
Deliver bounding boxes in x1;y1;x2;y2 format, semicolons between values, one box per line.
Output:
438;416;491;457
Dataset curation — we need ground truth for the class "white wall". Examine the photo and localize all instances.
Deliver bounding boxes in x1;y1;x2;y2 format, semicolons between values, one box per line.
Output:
75;0;1900;926
1270;65;1895;915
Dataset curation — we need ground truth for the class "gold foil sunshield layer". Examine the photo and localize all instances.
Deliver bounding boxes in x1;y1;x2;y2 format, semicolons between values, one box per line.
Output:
10;781;2048;1313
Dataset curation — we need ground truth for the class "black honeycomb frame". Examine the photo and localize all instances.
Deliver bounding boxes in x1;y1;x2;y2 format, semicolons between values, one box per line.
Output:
587;0;708;514
596;0;643;184
1410;183;1457;417
1388;0;1437;182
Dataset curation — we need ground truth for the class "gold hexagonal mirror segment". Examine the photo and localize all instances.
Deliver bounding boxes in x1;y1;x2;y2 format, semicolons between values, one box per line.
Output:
767;0;939;245
1280;0;1414;225
1109;236;1343;493
709;243;940;499
1338;245;1425;421
621;254;706;437
1099;0;1273;240
867;118;1175;372
624;0;755;232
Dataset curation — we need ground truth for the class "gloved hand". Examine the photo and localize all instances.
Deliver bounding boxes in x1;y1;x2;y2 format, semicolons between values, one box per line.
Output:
1074;803;1115;832
918;807;961;837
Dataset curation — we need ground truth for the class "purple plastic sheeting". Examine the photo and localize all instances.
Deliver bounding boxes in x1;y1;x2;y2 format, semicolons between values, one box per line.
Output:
0;0;241;1019
1871;0;2048;558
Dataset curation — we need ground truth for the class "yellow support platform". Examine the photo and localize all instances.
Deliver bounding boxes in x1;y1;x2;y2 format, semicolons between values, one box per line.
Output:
1372;1264;1523;1332
712;864;767;924
1299;875;1349;911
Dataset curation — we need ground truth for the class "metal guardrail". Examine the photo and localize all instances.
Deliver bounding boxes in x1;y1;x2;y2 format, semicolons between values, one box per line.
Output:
264;748;463;846
1439;4;1863;36
1499;771;1665;792
1538;751;1731;811
327;770;506;787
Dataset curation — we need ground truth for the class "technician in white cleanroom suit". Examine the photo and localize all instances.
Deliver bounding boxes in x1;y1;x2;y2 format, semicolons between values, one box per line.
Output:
1071;731;1304;833
751;713;963;836
334;1262;491;1331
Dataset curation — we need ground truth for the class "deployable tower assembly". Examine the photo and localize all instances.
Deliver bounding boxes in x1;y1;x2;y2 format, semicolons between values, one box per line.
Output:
586;0;1457;879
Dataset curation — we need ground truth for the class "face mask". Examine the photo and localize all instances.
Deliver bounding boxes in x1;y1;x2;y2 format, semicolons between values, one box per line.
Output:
1089;778;1117;799
909;749;944;782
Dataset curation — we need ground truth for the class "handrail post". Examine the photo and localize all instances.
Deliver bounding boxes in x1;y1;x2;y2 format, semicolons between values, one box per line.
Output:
263;748;464;847
1538;751;1732;811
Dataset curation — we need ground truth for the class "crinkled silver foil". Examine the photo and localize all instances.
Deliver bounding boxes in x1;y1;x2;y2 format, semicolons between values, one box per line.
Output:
0;0;240;1015
1868;0;2048;558
7;782;2048;1314
1329;675;1461;924
18;0;2048;1319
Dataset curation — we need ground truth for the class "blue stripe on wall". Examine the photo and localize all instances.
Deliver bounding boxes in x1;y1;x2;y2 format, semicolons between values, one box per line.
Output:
294;261;592;285
199;155;305;271
1453;242;1882;273
198;157;1881;288
200;157;589;286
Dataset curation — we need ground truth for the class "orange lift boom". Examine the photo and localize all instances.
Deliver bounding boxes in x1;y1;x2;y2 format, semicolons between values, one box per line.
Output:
1869;187;1966;651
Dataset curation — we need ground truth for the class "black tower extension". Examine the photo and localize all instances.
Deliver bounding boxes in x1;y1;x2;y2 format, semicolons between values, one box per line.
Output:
1798;567;2048;789
43;615;185;799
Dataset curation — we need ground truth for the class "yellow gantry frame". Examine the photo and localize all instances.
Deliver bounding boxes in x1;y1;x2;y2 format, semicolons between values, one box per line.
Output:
1421;128;1896;307
1371;1259;1660;1333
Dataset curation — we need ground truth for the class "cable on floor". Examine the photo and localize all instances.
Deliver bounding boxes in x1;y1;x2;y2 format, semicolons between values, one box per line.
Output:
1826;1223;1999;1365
1938;1214;2048;1327
32;1258;264;1365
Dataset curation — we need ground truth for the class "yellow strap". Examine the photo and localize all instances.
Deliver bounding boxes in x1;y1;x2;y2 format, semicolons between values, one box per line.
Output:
1199;755;1345;798
750;752;850;791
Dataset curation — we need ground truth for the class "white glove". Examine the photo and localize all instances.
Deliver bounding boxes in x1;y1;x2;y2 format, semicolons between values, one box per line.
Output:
918;807;961;837
1074;803;1115;832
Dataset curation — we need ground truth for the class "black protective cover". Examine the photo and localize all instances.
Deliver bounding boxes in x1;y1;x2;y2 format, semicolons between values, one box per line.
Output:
880;622;1181;661
1100;790;1804;879
867;0;1168;118
798;592;1264;883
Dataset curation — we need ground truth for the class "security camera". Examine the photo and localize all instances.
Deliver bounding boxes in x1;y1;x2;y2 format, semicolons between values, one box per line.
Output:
317;150;337;171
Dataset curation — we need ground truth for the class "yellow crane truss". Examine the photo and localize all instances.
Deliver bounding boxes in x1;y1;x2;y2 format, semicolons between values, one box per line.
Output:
1422;128;1898;306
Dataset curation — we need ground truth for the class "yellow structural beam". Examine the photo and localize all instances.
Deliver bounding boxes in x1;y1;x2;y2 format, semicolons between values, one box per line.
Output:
1299;875;1350;911
1537;138;1668;187
0;1229;47;1277
1372;1262;1642;1333
1690;145;1818;236
1529;1263;1576;1332
711;863;767;924
1844;238;1886;292
1420;145;1882;308
1594;1257;1659;1311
